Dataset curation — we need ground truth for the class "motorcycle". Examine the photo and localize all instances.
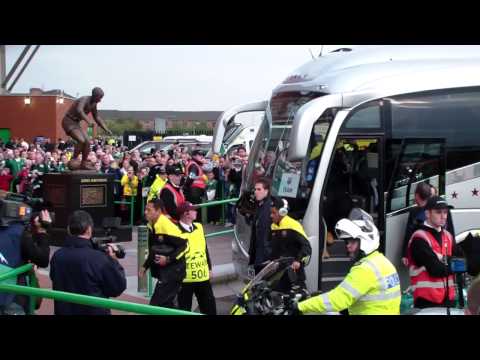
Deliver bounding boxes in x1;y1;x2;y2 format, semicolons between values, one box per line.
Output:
230;257;310;315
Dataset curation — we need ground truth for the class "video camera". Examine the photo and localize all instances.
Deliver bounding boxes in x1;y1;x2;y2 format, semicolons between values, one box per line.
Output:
91;217;126;259
237;189;256;216
0;192;54;228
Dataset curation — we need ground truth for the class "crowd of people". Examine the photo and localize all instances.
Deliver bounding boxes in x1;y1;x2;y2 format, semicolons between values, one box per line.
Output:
0;136;246;225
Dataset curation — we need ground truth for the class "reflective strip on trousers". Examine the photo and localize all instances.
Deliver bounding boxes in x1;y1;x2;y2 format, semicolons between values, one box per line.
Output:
321;293;334;312
412;280;455;290
339;280;362;300
361;290;402;302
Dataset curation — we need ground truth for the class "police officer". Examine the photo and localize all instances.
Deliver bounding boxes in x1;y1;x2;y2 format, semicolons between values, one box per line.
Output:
176;202;216;315
141;199;188;308
295;208;401;315
159;164;186;221
270;197;312;293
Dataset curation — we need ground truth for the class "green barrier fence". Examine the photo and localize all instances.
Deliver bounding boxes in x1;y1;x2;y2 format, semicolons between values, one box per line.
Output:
0;264;199;315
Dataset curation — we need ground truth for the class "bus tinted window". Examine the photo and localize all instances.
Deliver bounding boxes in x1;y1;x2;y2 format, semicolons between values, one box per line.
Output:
344;103;381;129
391;90;480;171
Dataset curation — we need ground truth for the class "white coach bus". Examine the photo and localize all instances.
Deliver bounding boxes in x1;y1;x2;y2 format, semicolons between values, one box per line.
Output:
221;45;480;292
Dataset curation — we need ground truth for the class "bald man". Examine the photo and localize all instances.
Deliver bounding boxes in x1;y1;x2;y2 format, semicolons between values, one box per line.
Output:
62;87;112;170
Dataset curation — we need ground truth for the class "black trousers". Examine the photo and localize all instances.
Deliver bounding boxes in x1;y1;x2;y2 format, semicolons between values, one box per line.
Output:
150;278;183;309
177;281;217;315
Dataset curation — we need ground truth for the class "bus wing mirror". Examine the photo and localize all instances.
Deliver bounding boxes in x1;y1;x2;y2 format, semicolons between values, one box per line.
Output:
213;100;268;154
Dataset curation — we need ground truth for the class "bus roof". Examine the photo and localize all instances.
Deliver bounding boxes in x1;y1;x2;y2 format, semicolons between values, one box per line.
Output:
274;46;480;106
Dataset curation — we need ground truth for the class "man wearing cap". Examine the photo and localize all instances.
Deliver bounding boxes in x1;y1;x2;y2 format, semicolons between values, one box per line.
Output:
176;202;216;315
407;196;463;308
159;164;186;221
185;150;207;211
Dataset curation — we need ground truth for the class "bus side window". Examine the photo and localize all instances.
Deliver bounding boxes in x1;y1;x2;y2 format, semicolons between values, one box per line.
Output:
387;140;445;212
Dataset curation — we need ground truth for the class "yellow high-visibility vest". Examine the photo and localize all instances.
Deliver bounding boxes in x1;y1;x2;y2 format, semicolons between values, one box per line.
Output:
147;175;167;201
298;251;401;315
183;223;210;283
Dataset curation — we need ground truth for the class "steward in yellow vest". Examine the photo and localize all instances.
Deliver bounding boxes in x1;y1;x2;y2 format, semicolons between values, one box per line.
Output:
175;202;216;315
297;208;401;315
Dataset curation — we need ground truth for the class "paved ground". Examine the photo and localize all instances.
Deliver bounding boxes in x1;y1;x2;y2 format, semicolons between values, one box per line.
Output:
34;223;245;315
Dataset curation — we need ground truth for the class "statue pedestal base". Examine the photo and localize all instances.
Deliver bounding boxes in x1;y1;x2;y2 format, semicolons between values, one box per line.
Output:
43;172;131;245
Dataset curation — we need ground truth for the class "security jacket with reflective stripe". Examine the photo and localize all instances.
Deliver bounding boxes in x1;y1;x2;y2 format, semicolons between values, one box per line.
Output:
298;251;401;315
186;160;206;189
407;224;459;308
144;214;189;281
159;181;186;221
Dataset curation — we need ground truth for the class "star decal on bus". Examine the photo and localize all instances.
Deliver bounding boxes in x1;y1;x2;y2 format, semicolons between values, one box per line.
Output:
473;188;479;196
451;191;458;199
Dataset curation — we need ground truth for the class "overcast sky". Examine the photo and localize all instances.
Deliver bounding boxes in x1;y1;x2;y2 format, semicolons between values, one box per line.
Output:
5;45;359;111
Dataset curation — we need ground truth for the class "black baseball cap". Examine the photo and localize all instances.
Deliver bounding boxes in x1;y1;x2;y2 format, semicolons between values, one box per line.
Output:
425;196;454;210
166;164;183;176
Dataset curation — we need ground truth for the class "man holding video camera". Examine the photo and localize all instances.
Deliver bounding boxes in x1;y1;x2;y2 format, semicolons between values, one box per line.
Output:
49;210;126;315
0;194;52;314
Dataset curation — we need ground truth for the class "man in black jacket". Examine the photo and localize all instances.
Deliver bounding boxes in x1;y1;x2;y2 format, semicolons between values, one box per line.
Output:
49;210;126;315
248;177;273;275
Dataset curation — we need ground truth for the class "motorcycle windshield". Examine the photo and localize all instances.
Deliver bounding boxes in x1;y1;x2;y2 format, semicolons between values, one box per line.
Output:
242;257;294;293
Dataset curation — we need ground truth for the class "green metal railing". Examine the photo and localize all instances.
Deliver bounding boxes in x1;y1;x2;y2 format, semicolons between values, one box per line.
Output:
196;196;239;228
0;264;199;315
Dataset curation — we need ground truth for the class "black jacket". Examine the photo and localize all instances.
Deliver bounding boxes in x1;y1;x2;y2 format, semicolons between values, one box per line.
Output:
49;236;126;315
21;231;50;268
248;196;273;266
270;222;312;283
143;221;188;282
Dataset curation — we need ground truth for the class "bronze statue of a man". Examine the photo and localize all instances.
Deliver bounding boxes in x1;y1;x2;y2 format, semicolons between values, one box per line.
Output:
62;87;112;170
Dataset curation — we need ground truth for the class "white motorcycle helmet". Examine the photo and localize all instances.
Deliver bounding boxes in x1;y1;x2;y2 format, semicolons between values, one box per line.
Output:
334;208;379;256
